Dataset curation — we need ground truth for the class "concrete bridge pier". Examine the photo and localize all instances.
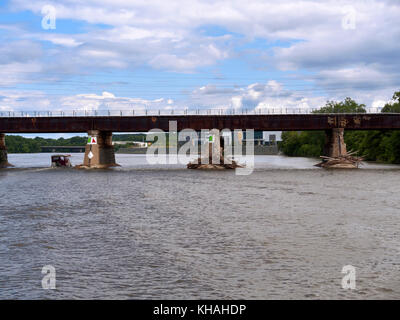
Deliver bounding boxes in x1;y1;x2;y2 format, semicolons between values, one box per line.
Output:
324;128;347;158
188;129;241;169
79;130;118;169
0;133;12;168
207;129;223;165
317;127;360;168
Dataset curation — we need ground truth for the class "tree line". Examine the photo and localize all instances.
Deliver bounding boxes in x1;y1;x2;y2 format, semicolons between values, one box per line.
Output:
281;91;400;164
5;134;147;153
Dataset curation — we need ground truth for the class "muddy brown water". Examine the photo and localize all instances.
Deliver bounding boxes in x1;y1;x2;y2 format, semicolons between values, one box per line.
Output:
1;153;400;299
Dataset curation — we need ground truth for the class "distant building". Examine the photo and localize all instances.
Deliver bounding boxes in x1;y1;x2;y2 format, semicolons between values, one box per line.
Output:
263;131;282;142
173;131;282;146
113;141;148;147
264;134;277;146
243;131;264;145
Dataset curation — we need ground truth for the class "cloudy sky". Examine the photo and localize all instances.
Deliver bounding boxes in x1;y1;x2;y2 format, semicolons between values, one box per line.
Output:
1;0;400;114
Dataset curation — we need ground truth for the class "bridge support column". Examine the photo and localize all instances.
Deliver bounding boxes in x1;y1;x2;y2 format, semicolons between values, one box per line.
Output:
208;129;223;165
79;130;118;169
324;128;347;158
0;134;12;168
187;129;241;169
317;128;361;168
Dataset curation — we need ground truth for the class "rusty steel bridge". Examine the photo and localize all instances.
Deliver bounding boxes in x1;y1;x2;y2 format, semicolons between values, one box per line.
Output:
1;113;400;133
1;110;400;168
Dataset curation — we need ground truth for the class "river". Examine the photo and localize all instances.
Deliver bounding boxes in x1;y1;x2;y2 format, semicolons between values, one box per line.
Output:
1;153;400;299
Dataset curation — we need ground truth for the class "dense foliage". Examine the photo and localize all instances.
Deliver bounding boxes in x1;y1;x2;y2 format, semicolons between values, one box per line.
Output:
281;92;400;164
5;136;87;153
5;134;146;153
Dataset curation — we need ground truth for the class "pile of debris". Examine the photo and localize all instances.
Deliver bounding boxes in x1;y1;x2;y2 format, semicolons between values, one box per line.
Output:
315;151;364;169
187;157;243;170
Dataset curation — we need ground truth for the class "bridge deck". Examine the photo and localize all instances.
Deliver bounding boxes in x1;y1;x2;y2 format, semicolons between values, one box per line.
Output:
1;114;400;133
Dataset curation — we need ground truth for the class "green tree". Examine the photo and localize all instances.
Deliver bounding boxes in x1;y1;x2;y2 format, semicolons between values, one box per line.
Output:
281;98;367;158
382;91;400;113
280;91;400;164
316;97;366;114
5;135;87;153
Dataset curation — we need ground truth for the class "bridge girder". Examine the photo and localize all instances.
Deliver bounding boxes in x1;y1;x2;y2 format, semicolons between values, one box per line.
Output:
1;114;400;133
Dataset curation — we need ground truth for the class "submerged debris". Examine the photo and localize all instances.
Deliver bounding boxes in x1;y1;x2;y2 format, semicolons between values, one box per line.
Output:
75;163;120;169
187;157;243;170
315;151;364;169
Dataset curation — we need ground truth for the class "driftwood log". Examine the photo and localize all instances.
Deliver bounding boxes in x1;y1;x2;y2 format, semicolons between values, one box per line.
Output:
187;157;243;170
188;138;244;169
315;154;363;169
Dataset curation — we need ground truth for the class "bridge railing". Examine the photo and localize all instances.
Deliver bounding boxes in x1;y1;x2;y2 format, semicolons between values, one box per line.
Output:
0;107;385;117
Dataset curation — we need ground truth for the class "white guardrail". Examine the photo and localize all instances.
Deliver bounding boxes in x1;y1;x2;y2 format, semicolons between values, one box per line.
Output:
0;107;385;117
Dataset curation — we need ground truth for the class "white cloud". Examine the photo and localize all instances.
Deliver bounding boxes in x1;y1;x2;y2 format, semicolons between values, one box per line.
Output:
189;80;329;110
2;0;400;106
372;99;386;109
27;34;83;47
59;91;170;111
0;89;51;112
0;62;43;86
0;78;397;116
0;90;171;113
